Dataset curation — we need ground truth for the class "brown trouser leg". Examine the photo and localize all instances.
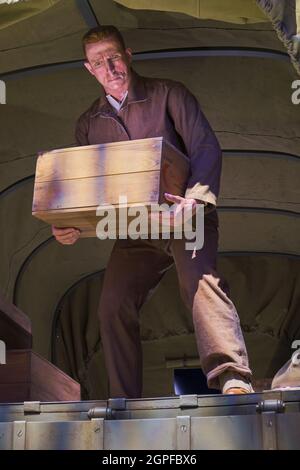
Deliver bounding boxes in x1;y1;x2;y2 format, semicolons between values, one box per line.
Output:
98;238;173;398
170;211;252;389
98;211;252;398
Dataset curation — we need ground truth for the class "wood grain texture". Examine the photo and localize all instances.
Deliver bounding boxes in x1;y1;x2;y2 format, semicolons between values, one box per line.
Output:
0;350;81;402
32;137;190;237
0;293;32;349
33;171;160;211
35;138;163;182
34;206;168;237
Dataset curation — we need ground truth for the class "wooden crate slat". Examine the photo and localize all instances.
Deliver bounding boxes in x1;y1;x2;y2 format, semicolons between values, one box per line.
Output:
0;350;81;402
35;139;162;182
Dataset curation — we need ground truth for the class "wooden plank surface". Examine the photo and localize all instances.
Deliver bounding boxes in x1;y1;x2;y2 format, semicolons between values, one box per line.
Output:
0;294;31;335
0;350;81;402
0;383;30;403
32;137;190;237
31;351;81;401
0;350;31;384
33;206;167;238
0;293;32;349
35;138;162;183
33;171;160;211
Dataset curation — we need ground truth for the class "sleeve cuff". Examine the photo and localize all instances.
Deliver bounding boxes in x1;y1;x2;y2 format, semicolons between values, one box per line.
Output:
184;183;217;207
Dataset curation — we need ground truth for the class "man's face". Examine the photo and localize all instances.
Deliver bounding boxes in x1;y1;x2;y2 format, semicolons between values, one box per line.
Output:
84;38;132;97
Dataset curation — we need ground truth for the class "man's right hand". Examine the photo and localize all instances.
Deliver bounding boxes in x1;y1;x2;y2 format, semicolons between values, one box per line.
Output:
52;226;81;245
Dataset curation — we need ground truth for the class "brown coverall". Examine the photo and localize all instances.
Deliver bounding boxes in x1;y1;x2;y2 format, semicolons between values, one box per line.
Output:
75;70;252;397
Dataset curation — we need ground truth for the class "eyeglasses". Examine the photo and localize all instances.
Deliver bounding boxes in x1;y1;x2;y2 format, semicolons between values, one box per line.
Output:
91;53;123;70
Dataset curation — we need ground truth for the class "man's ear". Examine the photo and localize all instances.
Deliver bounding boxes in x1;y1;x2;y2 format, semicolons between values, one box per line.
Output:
84;61;95;76
125;47;132;64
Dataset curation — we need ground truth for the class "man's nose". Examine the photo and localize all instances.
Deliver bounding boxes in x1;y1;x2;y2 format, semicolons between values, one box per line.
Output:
106;59;116;74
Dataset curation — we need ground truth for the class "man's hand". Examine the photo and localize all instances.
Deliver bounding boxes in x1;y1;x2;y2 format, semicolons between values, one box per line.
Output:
164;193;203;228
52;226;81;245
149;193;206;229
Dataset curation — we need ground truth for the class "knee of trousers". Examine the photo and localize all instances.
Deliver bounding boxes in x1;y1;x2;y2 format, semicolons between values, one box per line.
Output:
98;287;140;330
178;276;202;310
179;270;228;311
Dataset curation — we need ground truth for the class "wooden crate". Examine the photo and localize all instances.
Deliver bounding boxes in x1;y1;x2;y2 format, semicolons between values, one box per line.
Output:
0;294;32;350
0;293;81;402
0;350;81;402
32;137;190;237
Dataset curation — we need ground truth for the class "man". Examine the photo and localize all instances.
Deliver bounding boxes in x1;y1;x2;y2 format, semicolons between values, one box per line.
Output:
52;25;253;397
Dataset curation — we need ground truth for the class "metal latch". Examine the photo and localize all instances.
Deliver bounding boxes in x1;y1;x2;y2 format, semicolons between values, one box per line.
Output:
256;399;285;413
24;401;41;414
108;398;126;410
179;395;198;409
88;407;113;420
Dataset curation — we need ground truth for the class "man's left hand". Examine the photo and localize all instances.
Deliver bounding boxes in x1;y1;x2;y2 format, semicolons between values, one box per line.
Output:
164;193;204;228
